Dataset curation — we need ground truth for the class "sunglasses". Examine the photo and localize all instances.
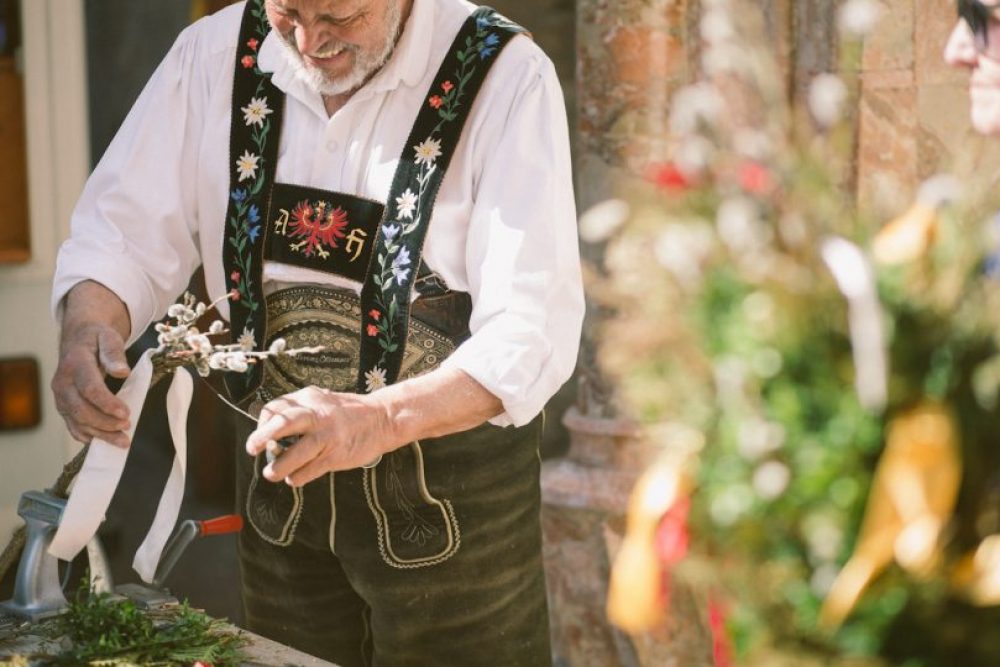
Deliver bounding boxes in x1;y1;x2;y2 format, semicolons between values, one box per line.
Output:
959;0;997;51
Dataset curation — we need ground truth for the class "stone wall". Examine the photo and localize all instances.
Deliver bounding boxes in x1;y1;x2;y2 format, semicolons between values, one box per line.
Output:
857;0;1000;215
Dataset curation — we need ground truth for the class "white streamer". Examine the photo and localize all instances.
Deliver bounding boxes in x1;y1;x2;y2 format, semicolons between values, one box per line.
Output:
132;368;193;583
49;349;156;561
821;236;888;412
49;351;197;587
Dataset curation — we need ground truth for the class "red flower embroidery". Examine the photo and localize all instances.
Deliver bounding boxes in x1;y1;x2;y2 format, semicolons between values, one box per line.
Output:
366;324;379;337
241;55;255;69
369;309;381;320
738;161;773;195
247;38;259;51
441;80;454;93
230;270;241;283
648;162;692;191
428;95;443;109
228;288;241;302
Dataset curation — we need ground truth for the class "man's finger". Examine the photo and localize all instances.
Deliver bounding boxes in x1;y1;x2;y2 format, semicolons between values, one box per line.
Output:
263;433;323;482
282;452;332;487
79;425;131;449
73;360;130;422
66;423;90;445
62;391;130;432
97;329;131;378
246;406;313;454
257;393;306;424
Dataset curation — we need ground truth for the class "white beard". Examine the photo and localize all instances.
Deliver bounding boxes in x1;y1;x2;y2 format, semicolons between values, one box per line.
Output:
275;1;403;97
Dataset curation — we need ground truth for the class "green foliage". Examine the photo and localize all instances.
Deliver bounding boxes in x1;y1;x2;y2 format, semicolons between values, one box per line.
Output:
45;579;246;666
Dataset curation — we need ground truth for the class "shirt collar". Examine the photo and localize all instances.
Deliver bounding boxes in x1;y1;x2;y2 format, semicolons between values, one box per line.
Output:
256;0;434;109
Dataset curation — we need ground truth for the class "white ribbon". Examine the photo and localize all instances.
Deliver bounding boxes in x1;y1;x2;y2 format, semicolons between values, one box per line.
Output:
49;349;156;562
49;350;196;584
133;368;192;583
821;236;888;412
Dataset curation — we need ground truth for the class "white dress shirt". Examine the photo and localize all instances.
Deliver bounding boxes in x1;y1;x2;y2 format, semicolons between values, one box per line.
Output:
52;0;583;427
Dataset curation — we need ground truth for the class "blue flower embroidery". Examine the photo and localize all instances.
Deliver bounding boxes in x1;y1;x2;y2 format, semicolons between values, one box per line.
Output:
231;188;248;203
479;33;500;60
476;15;490;31
391;246;412;285
246;204;262;242
382;223;401;242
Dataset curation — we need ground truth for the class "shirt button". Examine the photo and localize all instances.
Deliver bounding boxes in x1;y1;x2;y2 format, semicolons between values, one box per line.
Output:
326;139;339;151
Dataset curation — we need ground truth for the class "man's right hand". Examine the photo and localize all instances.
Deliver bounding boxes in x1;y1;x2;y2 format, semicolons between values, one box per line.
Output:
52;281;133;448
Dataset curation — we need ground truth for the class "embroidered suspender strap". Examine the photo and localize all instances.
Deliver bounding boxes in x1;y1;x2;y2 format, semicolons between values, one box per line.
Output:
356;7;526;393
223;0;285;401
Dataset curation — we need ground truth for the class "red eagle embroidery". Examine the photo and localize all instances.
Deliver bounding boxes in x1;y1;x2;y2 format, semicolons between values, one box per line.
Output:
288;199;349;259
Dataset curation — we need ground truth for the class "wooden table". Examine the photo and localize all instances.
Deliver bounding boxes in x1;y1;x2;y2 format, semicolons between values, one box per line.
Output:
0;618;337;666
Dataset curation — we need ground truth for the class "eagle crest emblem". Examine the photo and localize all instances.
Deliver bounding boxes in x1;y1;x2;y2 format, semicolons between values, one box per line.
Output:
287;199;349;259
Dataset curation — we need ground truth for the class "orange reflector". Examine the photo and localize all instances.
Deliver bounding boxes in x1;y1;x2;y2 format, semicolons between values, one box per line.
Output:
0;357;41;430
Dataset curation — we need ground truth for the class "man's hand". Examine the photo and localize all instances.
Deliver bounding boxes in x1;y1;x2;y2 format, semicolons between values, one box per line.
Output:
246;367;504;487
246;386;392;486
52;281;133;448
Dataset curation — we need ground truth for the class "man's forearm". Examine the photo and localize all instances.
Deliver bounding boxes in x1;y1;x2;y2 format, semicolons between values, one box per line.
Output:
373;367;504;447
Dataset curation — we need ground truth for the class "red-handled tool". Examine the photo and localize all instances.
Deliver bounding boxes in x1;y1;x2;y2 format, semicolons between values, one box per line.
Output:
152;514;243;588
198;514;244;537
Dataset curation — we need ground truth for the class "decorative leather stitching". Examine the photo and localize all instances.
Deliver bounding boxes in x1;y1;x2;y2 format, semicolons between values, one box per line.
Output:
363;442;462;569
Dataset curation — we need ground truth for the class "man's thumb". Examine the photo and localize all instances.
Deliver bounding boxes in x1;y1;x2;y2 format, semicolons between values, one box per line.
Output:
98;329;130;378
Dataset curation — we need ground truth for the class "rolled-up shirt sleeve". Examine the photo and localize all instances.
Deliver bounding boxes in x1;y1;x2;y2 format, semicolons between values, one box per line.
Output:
52;27;205;347
441;55;584;428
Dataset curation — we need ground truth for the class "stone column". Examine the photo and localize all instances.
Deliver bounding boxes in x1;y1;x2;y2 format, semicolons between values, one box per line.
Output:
541;1;712;665
575;0;692;210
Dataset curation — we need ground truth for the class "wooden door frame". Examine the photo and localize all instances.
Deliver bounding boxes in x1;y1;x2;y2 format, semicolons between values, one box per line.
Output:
3;0;90;285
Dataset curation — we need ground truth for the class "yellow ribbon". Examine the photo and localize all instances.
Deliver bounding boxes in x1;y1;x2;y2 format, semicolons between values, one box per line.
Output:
872;202;939;266
952;534;1000;606
820;402;962;627
607;448;696;634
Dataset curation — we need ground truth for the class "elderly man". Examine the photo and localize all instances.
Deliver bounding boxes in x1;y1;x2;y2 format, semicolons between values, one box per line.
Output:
50;0;583;664
946;0;1000;133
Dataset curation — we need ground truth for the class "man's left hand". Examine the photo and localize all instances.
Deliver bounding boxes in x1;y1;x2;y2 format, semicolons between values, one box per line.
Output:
245;386;392;486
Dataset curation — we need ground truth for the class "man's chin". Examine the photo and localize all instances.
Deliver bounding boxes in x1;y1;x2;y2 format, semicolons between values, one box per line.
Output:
299;66;362;97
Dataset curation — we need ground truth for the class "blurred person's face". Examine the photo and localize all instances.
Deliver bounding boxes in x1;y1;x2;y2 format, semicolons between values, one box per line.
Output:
945;0;1000;135
265;0;405;96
